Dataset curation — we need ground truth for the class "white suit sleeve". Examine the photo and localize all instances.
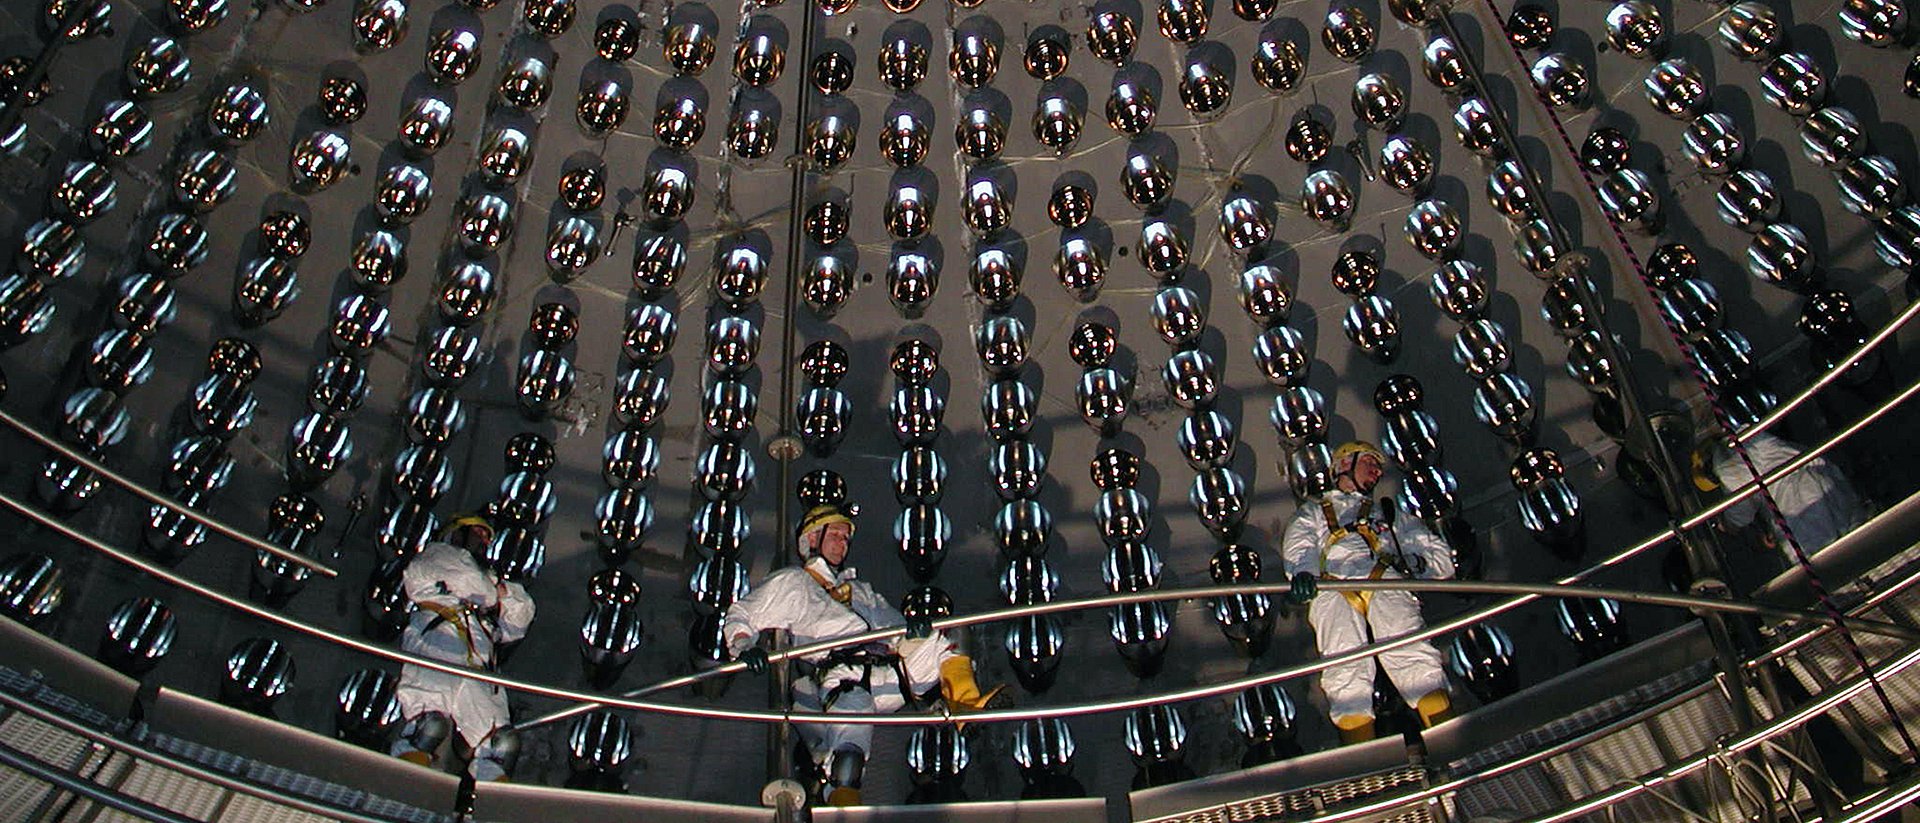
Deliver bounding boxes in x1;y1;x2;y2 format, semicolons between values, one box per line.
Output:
494;580;535;644
1280;506;1322;578
1715;448;1762;528
1396;516;1455;580
853;582;905;630
722;569;798;656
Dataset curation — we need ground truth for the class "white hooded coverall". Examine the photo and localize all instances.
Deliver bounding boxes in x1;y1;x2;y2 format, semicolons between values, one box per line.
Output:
723;555;957;763
1281;490;1455;723
392;542;535;779
1714;431;1868;561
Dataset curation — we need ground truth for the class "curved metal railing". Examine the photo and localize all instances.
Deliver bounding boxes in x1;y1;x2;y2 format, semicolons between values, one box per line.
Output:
0;407;338;578
5;362;1916;728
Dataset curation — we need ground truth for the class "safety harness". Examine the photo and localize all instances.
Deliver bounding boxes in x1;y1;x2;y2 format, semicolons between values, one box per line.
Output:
1316;497;1391;616
799;564;925;710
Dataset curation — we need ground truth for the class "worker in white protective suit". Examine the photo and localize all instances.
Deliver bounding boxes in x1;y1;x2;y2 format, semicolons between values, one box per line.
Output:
724;504;1008;807
1281;441;1456;745
1695;430;1869;563
390;515;536;781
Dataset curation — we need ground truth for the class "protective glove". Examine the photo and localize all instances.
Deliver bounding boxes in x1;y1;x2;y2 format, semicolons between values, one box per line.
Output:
737;647;770;674
905;615;934;640
1289;572;1318;605
1404;553;1428;578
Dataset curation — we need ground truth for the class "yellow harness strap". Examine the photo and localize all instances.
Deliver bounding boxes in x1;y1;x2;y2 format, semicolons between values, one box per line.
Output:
806;566;855;603
1317;497;1387;616
420;601;484;666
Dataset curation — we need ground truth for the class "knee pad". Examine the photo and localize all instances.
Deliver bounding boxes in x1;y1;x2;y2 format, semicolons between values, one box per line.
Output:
407;711;453;753
828;746;866;789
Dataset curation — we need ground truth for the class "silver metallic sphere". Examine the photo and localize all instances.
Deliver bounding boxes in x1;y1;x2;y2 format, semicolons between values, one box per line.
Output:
1269;385;1329;448
1379;136;1435;197
206;82;269;144
1747;222;1818;289
982;379;1039;442
497;56;552;110
1238;263;1292;326
1840;0;1907;47
374;164;433;226
289;130;351;193
232;257;300;326
1759;52;1827;116
1605;2;1667;59
89;99;153;160
1252;33;1305;94
1802;107;1867;169
1717;169;1781;232
1530;53;1589;110
1251;325;1310;386
1150;286;1207;346
126;36;191;98
1301;169;1355;232
1719;2;1782;61
1453;97;1503;157
1682;113;1746;175
665;22;716;76
886;250;938;317
1836;154;1906;219
602;429;660;488
1597;168;1661;234
577;78;631;136
1351;72;1407;131
1322;5;1376;64
1405;199;1464;259
353;0;408;52
1473;373;1537;442
1643;58;1708;119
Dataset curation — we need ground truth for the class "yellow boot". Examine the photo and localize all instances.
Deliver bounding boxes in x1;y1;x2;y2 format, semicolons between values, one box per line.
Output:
939;655;1009;714
826;786;863;806
1334;714;1375;746
1416;689;1454;728
397;750;433;767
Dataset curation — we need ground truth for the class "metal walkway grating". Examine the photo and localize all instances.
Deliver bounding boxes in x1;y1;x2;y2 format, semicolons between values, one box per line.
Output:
1139;766;1436;823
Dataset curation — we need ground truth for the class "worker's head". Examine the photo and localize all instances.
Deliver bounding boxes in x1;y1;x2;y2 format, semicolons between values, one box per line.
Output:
797;504;856;568
443;513;496;553
1332;441;1387;494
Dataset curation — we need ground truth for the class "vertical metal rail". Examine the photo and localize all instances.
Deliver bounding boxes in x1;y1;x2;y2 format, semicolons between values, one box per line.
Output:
769;0;823;806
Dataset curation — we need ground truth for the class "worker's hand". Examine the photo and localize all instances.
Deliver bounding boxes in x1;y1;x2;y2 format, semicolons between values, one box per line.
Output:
737;647;770;674
905;615;934;640
1404;554;1428;578
1289;572;1318;605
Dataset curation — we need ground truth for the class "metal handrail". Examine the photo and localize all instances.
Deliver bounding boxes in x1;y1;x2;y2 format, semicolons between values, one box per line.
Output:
0;689;404;823
1159;552;1920;823
0;407;338;578
1740;297;1920;446
6;372;1915;731
1527;644;1920;822
4;469;1913;731
0;736;199;823
512;371;1920;729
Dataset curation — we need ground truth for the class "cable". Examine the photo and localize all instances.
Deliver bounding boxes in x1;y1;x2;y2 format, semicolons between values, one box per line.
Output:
1473;0;1920;765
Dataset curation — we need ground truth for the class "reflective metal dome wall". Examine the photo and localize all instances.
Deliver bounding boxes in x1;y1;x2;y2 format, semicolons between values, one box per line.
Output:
0;0;1915;807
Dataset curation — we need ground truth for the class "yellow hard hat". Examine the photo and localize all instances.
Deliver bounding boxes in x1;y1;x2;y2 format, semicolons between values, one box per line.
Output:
443;513;495;542
1332;440;1385;469
796;504;855;542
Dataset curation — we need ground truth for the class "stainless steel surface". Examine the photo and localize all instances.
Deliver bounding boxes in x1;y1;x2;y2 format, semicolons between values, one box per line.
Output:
0;0;1916;810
